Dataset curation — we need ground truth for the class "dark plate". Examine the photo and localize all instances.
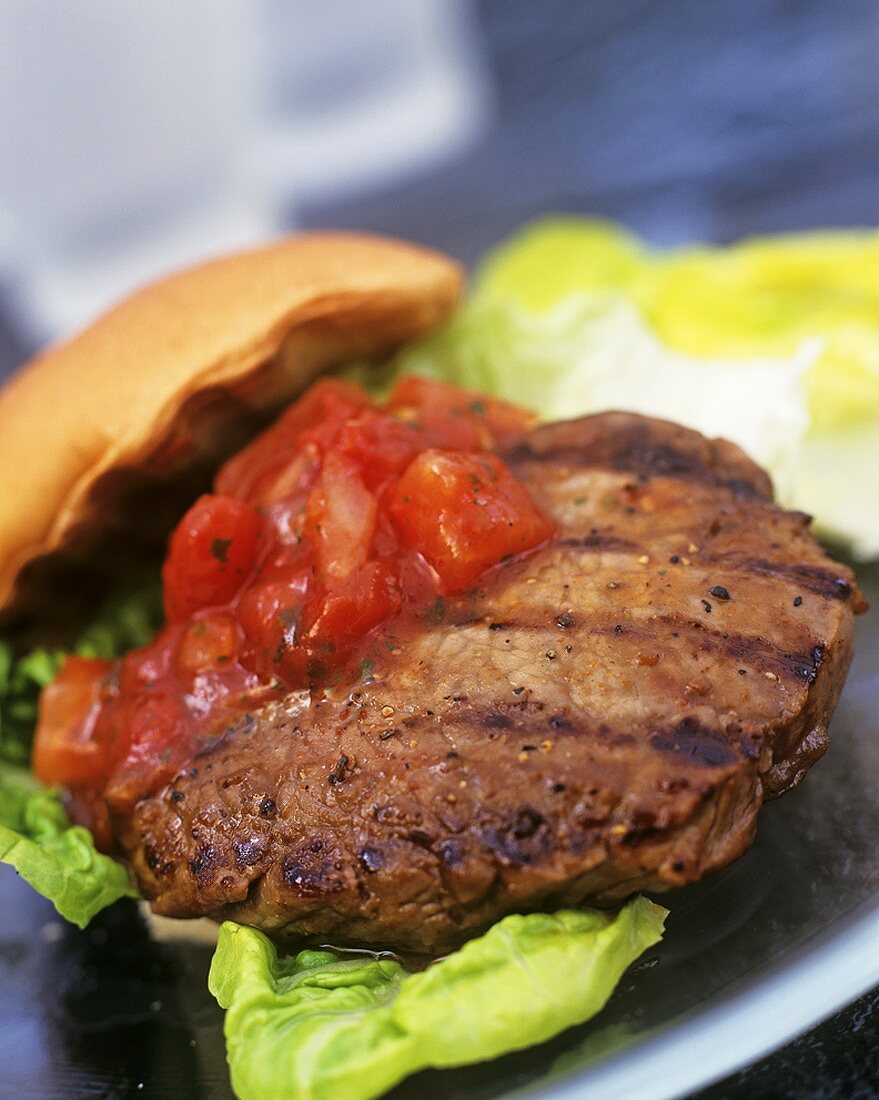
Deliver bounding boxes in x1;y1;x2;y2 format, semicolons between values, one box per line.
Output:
1;560;876;1100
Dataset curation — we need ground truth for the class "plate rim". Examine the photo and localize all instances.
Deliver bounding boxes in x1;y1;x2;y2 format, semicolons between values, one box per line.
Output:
539;891;879;1100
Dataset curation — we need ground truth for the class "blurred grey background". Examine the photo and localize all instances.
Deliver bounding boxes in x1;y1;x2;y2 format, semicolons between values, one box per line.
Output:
326;0;879;255
2;0;879;362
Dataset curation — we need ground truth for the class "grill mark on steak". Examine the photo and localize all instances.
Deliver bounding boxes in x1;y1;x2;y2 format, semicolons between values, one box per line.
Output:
702;556;857;602
510;438;762;494
647;613;829;684
649;717;739;768
448;699;625;743
458;605;828;689
508;424;768;501
445;690;752;767
557;532;639;552
121;411;863;953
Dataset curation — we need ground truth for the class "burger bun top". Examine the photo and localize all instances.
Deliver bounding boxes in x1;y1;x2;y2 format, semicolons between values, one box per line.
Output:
0;232;462;621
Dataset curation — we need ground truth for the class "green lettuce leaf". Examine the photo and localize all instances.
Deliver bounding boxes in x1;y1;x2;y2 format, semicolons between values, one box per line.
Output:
210;896;666;1100
0;765;137;926
74;580;164;659
0;581;162;766
0;643;65;765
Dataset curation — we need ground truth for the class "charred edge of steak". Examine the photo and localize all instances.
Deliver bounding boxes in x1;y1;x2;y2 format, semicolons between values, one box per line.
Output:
131;733;762;954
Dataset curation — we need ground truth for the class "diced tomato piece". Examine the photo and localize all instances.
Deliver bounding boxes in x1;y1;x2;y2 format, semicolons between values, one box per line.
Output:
162;494;263;621
176;613;240;676
388;376;483;450
116;626;176;695
237;577;310;682
387;376;534;451
65;789;115;853
304;452;377;582
389;450;554;593
302;561;401;667
251;540;314;585
33;656;114;789
103;693;190;812
336;409;422;491
216;379;372;501
247;445;321;511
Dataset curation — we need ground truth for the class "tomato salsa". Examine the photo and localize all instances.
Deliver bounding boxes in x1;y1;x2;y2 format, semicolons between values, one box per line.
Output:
33;377;553;832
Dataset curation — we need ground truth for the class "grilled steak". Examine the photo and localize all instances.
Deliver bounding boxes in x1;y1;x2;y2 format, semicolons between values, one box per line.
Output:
123;412;865;952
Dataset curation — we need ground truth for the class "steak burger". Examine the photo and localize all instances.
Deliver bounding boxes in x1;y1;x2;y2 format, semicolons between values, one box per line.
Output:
0;233;864;955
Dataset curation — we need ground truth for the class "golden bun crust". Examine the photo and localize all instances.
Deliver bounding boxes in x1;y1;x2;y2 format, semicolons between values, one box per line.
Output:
0;232;463;616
